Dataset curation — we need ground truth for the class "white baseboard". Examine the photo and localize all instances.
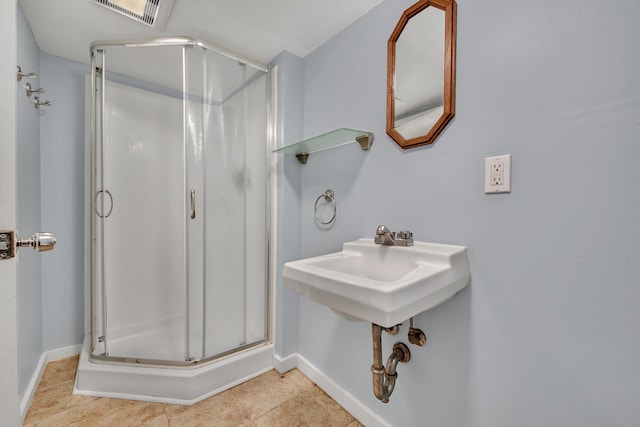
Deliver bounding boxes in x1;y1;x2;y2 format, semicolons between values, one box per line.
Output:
272;352;297;373
19;352;47;423
19;344;82;423
46;344;83;362
274;352;391;427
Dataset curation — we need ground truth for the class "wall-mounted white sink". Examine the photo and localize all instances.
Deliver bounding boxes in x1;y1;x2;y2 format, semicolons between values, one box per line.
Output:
283;238;470;327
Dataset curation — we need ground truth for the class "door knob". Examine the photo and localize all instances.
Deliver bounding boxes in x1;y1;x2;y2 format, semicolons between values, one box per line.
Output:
0;231;56;259
17;232;56;252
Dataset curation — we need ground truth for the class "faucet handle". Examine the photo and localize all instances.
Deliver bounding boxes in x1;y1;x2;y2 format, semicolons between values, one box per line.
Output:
397;230;412;239
396;230;414;246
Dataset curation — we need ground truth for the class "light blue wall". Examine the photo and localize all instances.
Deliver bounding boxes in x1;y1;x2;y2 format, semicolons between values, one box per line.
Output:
16;3;42;399
292;0;640;425
39;53;87;351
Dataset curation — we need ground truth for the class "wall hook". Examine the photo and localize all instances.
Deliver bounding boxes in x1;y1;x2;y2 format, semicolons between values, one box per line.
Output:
33;97;52;109
17;65;37;82
25;83;44;97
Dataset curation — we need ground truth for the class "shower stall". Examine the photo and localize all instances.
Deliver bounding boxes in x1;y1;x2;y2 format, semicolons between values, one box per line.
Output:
75;37;274;403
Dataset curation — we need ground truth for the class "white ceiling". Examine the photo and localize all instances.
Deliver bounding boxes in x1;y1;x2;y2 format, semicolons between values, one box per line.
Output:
19;0;384;67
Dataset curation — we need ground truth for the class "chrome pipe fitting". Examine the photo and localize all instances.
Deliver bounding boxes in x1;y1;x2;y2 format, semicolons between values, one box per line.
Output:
371;324;411;403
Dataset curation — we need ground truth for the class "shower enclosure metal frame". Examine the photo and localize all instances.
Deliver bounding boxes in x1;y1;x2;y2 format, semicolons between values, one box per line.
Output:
87;36;274;368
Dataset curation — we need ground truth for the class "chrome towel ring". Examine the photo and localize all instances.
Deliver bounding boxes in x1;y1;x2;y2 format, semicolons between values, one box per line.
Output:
314;189;336;225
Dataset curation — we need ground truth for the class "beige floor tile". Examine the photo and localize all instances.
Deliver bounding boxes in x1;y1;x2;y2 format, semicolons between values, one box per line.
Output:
39;356;79;388
142;412;171;427
230;369;302;420
76;397;114;425
192;390;247;416
24;379;78;421
306;387;355;426
346;419;366;427
253;394;335;427
23;407;83;427
283;368;317;393
165;391;251;427
165;410;252;427
81;398;166;426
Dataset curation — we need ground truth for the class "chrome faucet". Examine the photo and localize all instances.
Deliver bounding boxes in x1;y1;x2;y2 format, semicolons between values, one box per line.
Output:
375;225;414;246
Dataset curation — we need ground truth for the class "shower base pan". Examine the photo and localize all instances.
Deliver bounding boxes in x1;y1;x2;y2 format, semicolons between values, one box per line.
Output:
73;336;275;405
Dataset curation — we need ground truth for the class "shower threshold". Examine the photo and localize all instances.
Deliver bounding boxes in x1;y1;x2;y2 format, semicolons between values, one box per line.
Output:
74;335;275;404
102;316;186;362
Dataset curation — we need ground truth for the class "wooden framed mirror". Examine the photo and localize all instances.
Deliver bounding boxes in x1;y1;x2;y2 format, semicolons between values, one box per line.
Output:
387;0;457;149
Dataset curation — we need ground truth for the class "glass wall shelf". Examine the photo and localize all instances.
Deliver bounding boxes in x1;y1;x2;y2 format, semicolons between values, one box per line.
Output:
273;128;374;164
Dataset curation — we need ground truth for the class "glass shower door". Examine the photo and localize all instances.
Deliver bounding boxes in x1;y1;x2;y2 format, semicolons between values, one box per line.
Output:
93;45;190;362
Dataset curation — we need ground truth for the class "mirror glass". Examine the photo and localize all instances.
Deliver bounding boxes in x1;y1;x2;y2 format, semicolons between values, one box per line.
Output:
394;8;444;139
387;0;456;149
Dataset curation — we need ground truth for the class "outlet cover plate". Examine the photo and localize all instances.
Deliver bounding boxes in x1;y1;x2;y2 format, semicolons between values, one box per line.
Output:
485;154;511;193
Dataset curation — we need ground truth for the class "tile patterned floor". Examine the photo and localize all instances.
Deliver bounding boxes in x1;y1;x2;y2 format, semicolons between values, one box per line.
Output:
23;356;364;427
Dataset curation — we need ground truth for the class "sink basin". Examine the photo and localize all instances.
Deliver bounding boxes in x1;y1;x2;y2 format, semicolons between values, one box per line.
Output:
282;238;470;327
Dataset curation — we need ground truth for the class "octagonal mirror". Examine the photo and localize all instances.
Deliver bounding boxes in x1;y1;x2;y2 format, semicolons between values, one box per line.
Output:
387;0;457;149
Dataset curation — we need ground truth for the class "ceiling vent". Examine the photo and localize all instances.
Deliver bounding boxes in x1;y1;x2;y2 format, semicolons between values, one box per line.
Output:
94;0;175;29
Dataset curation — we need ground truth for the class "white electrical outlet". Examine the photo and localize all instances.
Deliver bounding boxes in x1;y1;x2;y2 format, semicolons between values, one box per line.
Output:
485;154;511;193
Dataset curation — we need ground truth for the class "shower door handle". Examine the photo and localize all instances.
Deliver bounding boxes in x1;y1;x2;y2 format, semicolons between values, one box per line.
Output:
95;189;113;218
190;189;196;219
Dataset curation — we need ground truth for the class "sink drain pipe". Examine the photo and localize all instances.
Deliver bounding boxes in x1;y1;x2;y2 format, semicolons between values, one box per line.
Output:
371;323;411;403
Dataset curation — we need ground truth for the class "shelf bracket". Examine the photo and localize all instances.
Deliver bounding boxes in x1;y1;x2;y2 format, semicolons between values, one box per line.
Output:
295;153;309;164
356;134;374;151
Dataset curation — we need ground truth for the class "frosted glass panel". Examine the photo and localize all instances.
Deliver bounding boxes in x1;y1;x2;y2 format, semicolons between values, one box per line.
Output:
100;78;187;361
199;49;268;358
243;74;268;345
